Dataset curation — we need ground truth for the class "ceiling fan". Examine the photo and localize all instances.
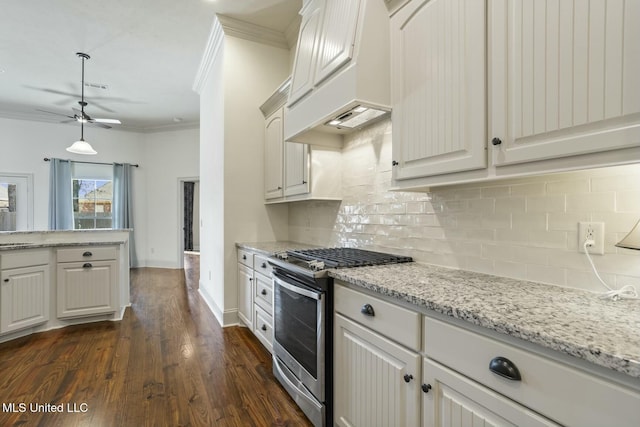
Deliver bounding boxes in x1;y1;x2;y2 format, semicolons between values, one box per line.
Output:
37;52;122;129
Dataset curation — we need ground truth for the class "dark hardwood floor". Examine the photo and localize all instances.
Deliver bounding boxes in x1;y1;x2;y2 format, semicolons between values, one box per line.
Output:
0;253;312;427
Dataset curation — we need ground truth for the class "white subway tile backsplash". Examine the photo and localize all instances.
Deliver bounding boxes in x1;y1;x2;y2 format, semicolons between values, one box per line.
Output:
287;119;640;293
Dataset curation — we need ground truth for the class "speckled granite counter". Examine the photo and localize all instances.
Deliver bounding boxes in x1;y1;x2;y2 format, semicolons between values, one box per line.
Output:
236;241;318;256
329;262;640;380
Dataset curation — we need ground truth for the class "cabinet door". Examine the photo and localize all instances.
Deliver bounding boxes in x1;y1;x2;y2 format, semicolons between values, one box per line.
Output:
391;0;487;180
289;0;325;106
334;314;420;427
1;265;49;333
284;142;310;197
237;263;253;327
313;0;361;86
423;358;560;427
57;261;117;318
490;0;640;167
264;107;284;200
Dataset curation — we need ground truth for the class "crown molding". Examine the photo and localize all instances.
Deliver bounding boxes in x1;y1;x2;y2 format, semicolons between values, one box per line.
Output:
216;14;289;50
192;17;225;95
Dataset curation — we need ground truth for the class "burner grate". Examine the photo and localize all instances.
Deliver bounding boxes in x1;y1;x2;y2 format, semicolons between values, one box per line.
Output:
286;248;412;268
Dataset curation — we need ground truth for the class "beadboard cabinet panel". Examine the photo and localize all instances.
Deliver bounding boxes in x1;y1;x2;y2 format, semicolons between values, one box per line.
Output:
391;0;487;180
490;0;640;167
264;107;285;200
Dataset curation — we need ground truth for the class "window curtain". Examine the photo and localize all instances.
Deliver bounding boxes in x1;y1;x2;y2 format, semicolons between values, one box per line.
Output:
184;182;195;251
113;163;137;266
48;158;73;230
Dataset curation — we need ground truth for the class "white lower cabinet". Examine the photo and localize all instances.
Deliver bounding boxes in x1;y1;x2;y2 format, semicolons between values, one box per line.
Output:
422;358;558;427
236;248;274;353
56;246;118;318
334;313;421;427
334;281;640;427
0;250;50;334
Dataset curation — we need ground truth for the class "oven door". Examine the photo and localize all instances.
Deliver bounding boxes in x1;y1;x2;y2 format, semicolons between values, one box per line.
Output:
273;272;325;402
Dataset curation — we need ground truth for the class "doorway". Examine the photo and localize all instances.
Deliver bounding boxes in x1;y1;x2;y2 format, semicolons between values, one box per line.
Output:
183;180;200;252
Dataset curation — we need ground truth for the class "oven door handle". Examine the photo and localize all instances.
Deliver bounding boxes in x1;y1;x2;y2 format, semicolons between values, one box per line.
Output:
274;276;322;301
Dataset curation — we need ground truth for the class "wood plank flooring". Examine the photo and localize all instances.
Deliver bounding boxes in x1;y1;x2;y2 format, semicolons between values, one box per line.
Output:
0;255;312;427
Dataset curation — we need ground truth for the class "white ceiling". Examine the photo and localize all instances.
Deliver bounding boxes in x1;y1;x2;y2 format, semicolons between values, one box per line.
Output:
0;0;300;132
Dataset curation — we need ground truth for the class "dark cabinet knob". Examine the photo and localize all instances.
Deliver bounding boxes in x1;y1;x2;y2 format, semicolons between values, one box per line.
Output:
82;263;92;268
242;255;247;260
261;262;267;268
82;251;93;257
392;160;399;166
261;289;267;296
489;356;521;381
360;304;375;316
302;180;307;184
491;137;502;146
277;186;282;190
421;383;432;393
3;278;9;283
261;324;267;331
249;277;253;282
403;374;413;383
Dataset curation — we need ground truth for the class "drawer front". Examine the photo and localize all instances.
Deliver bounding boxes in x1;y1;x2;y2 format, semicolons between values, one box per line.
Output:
424;317;640;427
334;283;421;351
254;305;273;353
254;272;273;313
57;246;117;263
253;254;273;276
1;249;49;270
237;248;253;267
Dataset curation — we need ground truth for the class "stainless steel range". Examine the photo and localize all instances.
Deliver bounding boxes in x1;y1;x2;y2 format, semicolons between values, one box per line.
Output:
268;248;412;427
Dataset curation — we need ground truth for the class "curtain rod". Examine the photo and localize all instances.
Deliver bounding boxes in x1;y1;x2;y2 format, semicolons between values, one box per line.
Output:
43;158;139;167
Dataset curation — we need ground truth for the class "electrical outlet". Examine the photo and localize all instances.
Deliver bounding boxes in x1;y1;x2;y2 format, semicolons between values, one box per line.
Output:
578;222;605;254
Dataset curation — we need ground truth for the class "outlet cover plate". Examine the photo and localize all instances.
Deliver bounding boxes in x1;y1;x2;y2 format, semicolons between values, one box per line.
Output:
578;222;605;254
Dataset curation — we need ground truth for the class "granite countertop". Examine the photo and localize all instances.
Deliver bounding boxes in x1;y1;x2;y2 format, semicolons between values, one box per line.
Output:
236;241;319;256
329;262;640;379
0;241;127;251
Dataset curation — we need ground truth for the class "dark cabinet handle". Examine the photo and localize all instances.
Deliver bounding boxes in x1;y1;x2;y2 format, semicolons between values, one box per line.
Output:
491;137;502;146
392;160;399;166
242;255;247;260
82;251;92;257
261;324;267;331
82;263;92;268
421;383;432;393
302;180;307;184
489;356;521;381
277;186;282;190
261;289;267;295
249;277;253;282
403;374;413;383
360;304;375;316
3;278;9;283
261;262;267;268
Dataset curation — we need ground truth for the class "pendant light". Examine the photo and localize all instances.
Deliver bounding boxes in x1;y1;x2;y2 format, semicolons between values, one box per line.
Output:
66;53;97;155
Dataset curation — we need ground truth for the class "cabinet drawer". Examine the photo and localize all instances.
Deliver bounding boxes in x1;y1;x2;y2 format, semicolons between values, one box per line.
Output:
254;305;273;353
1;249;49;269
254;272;273;313
57;246;117;263
253;254;273;276
334;283;421;351
237;248;253;267
424;317;640;427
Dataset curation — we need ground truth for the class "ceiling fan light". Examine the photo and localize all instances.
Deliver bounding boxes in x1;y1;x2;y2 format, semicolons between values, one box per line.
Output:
66;139;97;155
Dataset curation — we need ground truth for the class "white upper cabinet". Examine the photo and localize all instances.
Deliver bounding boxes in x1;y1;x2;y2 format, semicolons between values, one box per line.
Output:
313;0;361;86
264;107;284;200
284;142;310;197
391;0;487;180
288;0;325;106
490;0;640;167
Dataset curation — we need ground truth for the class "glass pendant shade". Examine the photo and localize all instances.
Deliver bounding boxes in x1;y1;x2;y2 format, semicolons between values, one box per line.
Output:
615;219;640;250
66;138;97;155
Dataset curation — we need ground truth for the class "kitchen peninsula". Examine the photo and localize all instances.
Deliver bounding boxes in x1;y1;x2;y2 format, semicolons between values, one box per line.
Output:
0;229;131;343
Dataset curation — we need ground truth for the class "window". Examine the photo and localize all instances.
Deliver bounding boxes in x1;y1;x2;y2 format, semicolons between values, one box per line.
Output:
0;174;32;231
72;179;113;229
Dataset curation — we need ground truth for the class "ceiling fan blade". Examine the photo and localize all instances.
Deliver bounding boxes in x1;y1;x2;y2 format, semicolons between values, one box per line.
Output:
92;118;121;124
86;121;111;129
36;109;75;119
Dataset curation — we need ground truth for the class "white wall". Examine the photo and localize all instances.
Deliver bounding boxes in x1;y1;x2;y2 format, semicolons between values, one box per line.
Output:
0;116;199;268
289;119;640;295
